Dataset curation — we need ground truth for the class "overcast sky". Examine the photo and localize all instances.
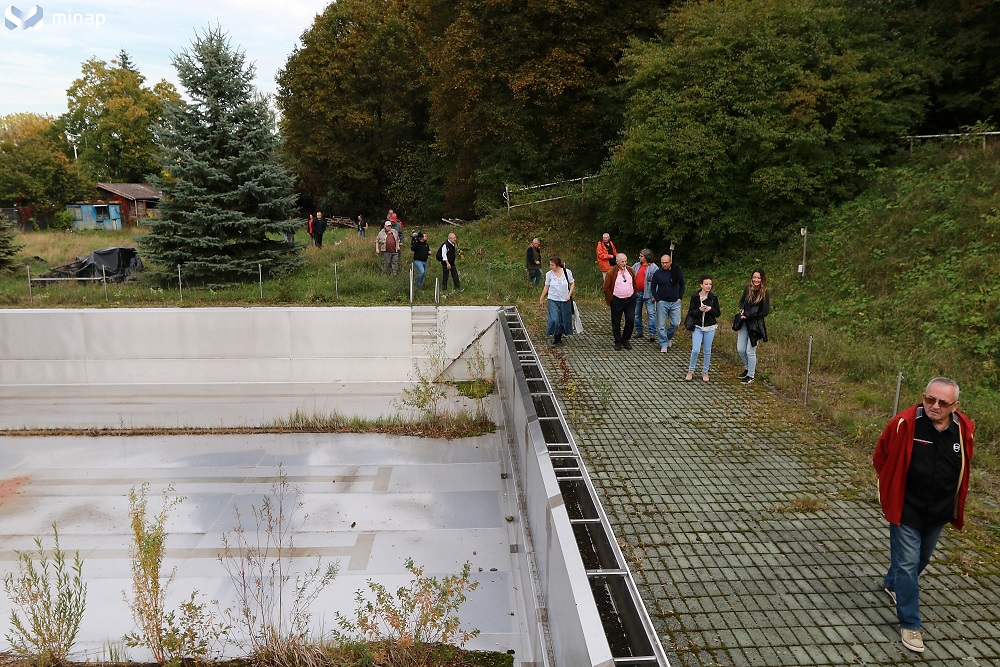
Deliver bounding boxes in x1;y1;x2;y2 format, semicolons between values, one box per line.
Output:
0;0;330;117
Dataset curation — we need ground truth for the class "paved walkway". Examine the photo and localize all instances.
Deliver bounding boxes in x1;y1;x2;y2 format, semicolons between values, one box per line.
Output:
536;308;1000;666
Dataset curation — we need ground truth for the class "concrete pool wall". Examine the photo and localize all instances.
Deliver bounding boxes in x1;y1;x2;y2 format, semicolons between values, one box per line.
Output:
0;306;665;666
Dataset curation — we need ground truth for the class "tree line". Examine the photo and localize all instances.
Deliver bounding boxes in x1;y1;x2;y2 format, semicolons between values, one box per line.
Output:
276;0;999;262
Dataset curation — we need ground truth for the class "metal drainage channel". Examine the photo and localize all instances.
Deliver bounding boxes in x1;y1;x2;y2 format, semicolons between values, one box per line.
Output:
502;308;669;667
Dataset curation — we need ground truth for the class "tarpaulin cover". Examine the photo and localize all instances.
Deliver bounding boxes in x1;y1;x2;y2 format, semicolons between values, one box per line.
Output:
41;247;143;281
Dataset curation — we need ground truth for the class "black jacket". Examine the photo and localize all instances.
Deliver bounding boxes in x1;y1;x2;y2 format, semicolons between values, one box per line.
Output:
739;287;770;345
687;292;721;328
411;239;430;262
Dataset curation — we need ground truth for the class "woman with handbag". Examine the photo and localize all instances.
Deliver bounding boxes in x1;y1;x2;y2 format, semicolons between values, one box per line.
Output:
539;257;575;345
735;268;770;385
685;275;721;382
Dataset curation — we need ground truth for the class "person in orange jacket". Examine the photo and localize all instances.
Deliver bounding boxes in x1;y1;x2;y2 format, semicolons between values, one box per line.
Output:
595;233;617;278
873;377;974;654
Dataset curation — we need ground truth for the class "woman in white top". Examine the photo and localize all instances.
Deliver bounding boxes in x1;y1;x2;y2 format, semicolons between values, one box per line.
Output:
685;275;721;382
539;257;575;345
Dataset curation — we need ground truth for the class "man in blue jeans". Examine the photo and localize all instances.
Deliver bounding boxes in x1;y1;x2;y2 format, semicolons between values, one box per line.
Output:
631;249;658;341
873;377;975;654
649;254;684;352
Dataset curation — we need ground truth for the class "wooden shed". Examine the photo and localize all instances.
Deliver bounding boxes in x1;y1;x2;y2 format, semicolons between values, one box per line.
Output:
95;183;162;227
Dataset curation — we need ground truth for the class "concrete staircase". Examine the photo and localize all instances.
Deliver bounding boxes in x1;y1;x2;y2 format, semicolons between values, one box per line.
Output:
411;306;438;355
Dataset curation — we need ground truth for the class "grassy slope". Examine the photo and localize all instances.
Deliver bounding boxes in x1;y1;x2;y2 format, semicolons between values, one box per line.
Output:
706;142;1000;535
2;148;997;535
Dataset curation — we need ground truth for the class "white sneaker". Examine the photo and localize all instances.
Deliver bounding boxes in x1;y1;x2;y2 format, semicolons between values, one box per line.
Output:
660;346;669;353
883;587;896;606
901;628;924;653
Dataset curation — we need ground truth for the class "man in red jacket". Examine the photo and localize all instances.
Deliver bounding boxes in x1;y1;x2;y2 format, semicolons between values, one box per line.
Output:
873;377;974;654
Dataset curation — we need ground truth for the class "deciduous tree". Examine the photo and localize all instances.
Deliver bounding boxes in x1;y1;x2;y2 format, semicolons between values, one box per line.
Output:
65;51;180;182
0;113;92;225
410;0;667;214
277;0;431;218
602;0;926;262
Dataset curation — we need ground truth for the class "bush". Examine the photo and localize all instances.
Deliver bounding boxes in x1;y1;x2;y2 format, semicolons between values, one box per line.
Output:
3;523;87;666
334;558;480;666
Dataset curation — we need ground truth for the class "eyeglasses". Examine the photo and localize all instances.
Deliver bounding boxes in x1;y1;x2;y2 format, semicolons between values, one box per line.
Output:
922;394;957;408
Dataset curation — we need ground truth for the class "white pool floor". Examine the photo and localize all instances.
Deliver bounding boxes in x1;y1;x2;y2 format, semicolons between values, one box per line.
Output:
0;429;528;661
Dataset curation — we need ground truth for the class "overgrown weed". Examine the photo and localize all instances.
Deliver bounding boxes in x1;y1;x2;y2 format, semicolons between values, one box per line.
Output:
2;523;87;667
123;483;186;664
220;466;339;667
334;558;480;667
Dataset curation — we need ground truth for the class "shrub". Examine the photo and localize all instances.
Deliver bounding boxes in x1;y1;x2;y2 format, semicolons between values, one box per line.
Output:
334;558;480;665
3;523;87;666
123;483;186;664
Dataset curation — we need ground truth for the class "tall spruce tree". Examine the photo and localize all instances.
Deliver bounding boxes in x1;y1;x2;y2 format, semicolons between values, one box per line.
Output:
142;27;301;287
0;213;24;270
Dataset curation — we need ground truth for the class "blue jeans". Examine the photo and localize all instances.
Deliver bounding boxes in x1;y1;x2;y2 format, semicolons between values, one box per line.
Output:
413;260;427;287
656;300;681;347
736;323;757;377
883;523;944;630
688;327;716;373
634;294;655;337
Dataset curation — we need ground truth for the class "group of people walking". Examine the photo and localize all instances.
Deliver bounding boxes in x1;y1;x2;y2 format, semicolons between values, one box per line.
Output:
535;232;771;384
597;238;770;384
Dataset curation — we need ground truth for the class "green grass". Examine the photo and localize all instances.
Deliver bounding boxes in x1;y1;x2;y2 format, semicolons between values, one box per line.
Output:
705;142;1000;537
0;210;601;310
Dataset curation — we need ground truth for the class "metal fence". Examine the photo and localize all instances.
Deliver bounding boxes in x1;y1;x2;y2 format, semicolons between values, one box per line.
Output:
504;175;601;212
903;130;1000;152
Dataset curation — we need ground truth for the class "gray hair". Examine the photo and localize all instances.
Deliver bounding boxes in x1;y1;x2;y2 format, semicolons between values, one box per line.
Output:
926;376;960;400
616;253;627;262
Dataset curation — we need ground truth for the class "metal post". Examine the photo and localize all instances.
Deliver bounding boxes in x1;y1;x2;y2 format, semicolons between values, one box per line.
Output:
434;277;440;304
504;184;511;214
26;265;32;304
893;372;904;416
102;265;108;302
799;227;808;279
409;265;414;304
803;335;814;405
177;264;183;302
334;263;339;298
259;263;263;300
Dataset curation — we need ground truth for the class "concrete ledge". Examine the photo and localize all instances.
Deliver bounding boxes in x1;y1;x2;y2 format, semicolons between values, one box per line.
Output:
0;307;500;386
